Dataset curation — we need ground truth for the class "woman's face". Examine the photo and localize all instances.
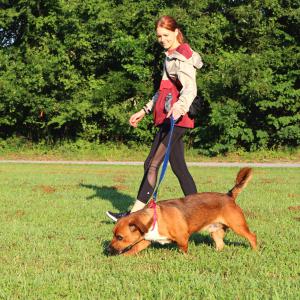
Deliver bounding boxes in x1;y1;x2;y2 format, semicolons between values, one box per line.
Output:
156;26;179;50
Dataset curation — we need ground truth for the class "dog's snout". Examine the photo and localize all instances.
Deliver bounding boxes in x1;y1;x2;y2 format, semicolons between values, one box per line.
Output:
107;244;119;256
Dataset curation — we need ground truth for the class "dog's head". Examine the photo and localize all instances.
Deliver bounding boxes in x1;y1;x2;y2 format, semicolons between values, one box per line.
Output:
107;211;152;255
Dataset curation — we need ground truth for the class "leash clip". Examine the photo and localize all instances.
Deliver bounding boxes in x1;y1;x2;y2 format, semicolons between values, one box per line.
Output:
148;198;157;230
148;198;156;209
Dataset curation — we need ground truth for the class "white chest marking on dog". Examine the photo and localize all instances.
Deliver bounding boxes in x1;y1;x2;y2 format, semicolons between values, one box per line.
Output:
144;222;171;245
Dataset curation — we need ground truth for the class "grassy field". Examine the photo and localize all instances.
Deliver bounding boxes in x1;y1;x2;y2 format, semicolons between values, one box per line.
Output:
0;163;299;299
0;139;299;163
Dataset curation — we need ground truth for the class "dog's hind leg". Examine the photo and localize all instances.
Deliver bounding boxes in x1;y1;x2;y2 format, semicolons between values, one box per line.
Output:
211;228;226;251
230;224;257;250
225;209;257;250
236;226;257;250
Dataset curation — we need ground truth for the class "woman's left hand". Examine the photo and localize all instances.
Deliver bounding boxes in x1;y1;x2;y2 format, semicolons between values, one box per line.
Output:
166;106;182;121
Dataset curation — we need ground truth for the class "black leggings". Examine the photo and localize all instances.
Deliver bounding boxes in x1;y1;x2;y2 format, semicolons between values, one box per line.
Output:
137;123;197;203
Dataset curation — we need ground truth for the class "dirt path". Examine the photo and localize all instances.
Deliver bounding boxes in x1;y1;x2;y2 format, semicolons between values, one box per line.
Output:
0;160;299;167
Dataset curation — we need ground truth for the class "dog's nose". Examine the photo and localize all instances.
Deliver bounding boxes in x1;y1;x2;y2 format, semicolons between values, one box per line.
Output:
107;244;118;256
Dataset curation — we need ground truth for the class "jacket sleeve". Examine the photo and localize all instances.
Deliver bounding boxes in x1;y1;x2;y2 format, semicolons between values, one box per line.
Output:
172;60;197;115
143;91;159;113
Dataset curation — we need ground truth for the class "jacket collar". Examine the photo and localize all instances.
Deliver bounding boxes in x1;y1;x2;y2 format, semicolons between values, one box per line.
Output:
165;44;203;70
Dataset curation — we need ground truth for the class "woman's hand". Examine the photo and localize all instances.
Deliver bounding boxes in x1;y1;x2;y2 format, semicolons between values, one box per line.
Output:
129;110;145;128
167;106;182;121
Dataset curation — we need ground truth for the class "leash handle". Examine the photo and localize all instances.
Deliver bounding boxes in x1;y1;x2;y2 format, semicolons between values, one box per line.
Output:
152;116;175;201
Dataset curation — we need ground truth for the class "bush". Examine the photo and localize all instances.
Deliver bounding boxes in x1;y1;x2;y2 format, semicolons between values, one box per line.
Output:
0;0;299;154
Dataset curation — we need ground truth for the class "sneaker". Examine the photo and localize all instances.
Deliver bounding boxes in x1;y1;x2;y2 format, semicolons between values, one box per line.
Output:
106;211;130;222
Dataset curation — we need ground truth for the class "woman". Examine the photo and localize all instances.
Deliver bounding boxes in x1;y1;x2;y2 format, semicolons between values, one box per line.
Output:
106;15;203;222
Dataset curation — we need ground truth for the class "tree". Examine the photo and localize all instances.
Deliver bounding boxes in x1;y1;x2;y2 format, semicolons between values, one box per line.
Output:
0;0;299;153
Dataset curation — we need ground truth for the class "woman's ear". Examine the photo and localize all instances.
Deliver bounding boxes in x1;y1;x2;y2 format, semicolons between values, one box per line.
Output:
174;28;179;37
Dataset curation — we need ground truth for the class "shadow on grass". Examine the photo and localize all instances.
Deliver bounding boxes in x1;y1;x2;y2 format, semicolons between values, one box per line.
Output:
80;184;134;212
101;240;179;256
190;232;214;247
102;240;110;256
102;233;249;256
190;232;249;249
102;232;250;256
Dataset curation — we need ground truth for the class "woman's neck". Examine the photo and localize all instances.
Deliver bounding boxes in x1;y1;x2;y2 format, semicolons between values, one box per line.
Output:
167;42;181;55
169;41;180;51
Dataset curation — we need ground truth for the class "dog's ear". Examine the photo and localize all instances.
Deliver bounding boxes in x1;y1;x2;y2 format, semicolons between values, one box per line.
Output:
129;218;149;234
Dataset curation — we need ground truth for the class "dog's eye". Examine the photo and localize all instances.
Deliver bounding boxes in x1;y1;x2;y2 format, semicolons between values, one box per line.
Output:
116;235;123;241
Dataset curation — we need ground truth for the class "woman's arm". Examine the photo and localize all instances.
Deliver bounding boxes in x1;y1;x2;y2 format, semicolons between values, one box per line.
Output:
143;91;159;113
172;60;197;116
129;91;159;127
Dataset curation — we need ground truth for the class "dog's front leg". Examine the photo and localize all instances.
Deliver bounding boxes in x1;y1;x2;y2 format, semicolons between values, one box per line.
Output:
169;224;190;254
175;235;189;254
122;240;151;256
177;242;189;253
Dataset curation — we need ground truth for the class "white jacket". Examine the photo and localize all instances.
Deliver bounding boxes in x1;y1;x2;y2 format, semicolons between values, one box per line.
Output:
145;43;203;115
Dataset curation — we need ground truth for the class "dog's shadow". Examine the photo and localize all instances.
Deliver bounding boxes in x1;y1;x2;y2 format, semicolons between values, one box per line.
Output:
102;233;249;256
190;233;214;247
149;234;215;252
190;233;248;248
80;184;133;213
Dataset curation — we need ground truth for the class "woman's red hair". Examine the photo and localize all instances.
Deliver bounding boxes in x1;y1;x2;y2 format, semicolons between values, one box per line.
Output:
155;15;185;44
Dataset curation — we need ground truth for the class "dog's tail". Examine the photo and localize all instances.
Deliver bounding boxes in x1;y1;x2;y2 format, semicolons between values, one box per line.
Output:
227;167;253;201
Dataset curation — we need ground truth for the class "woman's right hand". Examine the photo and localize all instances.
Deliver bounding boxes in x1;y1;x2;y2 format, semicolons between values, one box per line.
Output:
129;110;145;128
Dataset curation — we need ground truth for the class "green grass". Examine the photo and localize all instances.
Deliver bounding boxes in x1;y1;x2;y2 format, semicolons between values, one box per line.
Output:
0;163;299;299
0;138;299;162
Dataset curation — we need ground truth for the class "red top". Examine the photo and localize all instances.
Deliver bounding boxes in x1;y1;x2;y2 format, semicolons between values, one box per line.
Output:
153;44;195;128
153;80;194;128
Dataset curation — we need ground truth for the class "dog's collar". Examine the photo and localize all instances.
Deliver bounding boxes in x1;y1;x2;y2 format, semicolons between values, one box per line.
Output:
119;200;158;254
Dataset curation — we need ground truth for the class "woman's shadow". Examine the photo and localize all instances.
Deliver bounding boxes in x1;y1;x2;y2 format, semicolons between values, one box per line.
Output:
80;183;133;220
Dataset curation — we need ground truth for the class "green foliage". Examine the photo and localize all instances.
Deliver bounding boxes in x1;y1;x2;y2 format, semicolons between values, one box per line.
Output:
0;0;299;154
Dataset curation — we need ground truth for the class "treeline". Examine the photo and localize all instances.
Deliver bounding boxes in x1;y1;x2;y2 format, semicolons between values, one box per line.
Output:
0;0;299;154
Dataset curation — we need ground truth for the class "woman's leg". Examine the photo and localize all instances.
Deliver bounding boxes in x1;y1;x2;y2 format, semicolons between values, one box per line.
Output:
136;125;169;204
106;124;196;221
106;126;169;220
169;128;197;196
136;125;197;204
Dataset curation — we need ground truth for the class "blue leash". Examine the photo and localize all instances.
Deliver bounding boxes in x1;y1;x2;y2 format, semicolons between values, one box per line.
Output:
152;116;176;202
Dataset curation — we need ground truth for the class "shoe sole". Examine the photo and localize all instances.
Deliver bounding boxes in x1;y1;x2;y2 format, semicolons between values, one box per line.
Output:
106;211;117;222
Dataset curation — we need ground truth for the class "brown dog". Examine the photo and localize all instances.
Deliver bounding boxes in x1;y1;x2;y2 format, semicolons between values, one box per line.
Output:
108;167;257;255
